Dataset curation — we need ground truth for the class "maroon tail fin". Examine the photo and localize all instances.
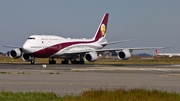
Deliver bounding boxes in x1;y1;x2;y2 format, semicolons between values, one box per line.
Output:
93;13;109;41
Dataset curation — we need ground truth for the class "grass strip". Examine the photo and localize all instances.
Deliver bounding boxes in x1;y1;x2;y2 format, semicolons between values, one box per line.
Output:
0;89;180;101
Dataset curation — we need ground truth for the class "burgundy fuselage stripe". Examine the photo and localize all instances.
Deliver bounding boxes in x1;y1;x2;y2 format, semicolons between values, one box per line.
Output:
31;39;98;58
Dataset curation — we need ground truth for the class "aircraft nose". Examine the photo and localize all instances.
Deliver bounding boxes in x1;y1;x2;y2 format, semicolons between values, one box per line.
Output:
22;43;31;53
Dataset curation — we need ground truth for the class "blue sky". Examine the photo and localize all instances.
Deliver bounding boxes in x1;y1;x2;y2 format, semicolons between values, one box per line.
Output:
0;0;180;54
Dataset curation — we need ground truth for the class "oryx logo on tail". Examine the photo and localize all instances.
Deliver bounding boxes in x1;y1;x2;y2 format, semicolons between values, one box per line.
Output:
101;24;106;37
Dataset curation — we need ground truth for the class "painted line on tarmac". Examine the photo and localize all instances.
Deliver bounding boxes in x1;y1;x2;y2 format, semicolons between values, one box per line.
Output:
71;67;180;71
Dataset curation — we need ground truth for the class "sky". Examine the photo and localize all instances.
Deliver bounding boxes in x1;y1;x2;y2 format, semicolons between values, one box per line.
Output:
0;0;180;54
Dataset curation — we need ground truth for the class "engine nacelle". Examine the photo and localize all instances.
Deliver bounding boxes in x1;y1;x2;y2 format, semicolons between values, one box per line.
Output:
22;54;32;61
117;49;131;60
84;51;98;62
9;48;22;58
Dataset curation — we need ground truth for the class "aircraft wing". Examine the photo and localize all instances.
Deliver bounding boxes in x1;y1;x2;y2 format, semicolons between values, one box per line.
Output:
101;39;134;46
3;45;21;48
63;47;170;54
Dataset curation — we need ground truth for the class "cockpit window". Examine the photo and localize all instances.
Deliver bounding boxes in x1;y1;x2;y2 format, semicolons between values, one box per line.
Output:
28;37;35;40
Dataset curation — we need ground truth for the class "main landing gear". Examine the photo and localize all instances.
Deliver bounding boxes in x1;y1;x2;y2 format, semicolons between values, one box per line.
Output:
48;58;69;64
70;56;84;64
47;56;85;64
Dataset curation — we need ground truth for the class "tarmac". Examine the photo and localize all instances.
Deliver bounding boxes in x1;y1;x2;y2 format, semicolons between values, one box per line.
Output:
0;64;180;96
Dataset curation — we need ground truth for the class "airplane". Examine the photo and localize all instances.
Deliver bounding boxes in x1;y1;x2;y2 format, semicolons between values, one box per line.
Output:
4;13;169;64
155;50;180;57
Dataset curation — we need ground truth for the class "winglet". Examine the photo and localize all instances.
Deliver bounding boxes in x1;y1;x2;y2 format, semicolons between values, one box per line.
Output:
93;13;109;41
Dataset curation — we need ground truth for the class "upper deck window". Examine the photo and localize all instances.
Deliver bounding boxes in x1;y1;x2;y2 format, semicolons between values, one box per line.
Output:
28;37;35;40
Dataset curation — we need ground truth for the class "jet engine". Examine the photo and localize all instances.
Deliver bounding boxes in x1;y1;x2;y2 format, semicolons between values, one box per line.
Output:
22;54;32;61
117;49;131;60
84;51;98;62
9;48;22;58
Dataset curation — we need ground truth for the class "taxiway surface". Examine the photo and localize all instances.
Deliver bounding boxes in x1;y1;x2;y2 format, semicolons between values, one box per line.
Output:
0;64;180;95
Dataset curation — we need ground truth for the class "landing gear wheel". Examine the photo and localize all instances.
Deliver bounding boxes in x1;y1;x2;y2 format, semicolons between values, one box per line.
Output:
30;60;35;64
61;59;69;64
79;61;84;64
49;58;56;64
79;56;84;64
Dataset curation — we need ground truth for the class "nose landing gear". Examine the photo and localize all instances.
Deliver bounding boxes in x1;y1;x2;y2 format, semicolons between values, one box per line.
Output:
30;60;35;64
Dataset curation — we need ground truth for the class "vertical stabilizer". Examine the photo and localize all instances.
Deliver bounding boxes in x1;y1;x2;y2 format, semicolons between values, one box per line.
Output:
93;13;109;41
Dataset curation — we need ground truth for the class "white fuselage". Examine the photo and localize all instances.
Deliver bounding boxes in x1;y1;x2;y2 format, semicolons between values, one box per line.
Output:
22;35;107;58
